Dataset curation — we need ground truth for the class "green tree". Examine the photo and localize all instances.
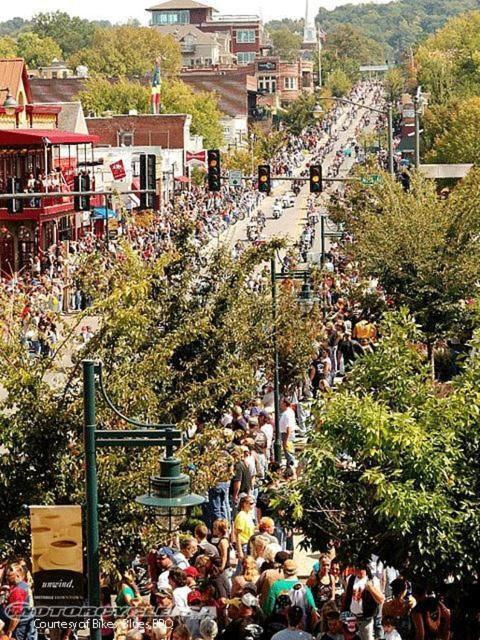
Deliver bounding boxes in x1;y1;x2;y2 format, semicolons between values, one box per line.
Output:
325;68;352;97
161;80;223;148
31;11;98;58
384;67;404;103
75;76;150;116
16;32;62;68
279;310;480;585
337;170;480;350
428;96;480;164
69;25;181;79
269;28;302;62
0;36;16;58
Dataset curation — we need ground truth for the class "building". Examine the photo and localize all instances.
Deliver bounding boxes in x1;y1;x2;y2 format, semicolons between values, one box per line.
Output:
180;67;258;146
157;24;233;67
146;0;262;65
28;58;75;80
85;113;203;202
0;58;99;274
255;56;314;109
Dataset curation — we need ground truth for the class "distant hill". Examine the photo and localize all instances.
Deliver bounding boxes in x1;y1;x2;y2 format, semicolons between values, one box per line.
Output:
266;0;478;59
316;0;478;57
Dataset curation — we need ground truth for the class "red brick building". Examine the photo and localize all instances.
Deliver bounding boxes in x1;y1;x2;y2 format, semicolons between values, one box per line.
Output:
146;0;261;65
0;59;98;275
255;56;314;109
85;114;190;149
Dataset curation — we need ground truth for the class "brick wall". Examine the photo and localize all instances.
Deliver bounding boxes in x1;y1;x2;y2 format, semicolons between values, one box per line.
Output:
86;114;187;148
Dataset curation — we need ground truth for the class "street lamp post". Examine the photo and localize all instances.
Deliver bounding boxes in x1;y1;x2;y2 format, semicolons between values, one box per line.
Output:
314;97;395;176
270;256;282;464
1;88;18;115
270;261;317;463
82;360;204;640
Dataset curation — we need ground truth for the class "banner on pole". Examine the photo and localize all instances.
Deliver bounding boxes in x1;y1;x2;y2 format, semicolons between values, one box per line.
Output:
110;159;127;180
30;505;84;614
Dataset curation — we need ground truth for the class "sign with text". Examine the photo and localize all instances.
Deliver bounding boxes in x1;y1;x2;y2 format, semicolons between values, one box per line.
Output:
30;505;83;618
229;170;242;187
186;150;206;165
110;159;127;180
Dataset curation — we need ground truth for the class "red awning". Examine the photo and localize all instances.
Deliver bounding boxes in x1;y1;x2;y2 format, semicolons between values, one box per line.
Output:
174;176;191;183
0;129;99;147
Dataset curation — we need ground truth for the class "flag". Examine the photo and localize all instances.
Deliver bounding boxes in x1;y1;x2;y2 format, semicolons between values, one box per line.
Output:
151;58;162;115
317;27;327;41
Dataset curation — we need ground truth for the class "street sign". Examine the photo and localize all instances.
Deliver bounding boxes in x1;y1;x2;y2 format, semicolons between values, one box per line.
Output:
229;170;242;187
361;175;381;186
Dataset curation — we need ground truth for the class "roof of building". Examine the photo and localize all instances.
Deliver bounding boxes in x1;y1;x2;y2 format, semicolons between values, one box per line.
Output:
0;129;98;147
146;0;215;11
158;24;222;44
181;70;254;117
29;77;87;104
41;101;88;134
0;58;32;104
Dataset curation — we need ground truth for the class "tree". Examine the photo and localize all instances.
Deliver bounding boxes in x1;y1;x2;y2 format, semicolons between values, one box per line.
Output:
278;310;480;586
0;36;16;58
315;0;476;58
0;227;316;567
384;67;404;103
428;96;480;164
31;11;98;58
269;29;302;62
16;32;62;68
75;76;150;116
416;11;480;104
337;170;480;349
325;69;352;97
161;80;223;149
69;25;181;79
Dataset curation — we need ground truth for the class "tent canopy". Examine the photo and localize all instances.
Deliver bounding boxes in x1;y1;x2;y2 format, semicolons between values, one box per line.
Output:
0;129;99;148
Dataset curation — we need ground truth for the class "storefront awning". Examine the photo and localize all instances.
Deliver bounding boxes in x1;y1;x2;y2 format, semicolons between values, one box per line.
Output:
174;176;190;183
0;129;99;148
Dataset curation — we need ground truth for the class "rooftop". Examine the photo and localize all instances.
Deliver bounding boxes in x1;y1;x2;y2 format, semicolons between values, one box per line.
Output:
0;57;32;104
146;0;216;11
156;24;222;44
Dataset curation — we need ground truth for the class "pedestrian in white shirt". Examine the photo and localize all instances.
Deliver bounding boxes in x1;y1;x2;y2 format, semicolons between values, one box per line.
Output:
279;397;296;465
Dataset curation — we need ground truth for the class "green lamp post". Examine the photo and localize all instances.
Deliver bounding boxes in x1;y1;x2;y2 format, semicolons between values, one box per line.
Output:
83;360;204;640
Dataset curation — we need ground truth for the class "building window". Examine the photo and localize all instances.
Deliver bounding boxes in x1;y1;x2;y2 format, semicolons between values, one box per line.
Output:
152;10;189;25
284;77;298;90
118;132;134;147
258;75;277;94
236;29;256;44
237;52;257;65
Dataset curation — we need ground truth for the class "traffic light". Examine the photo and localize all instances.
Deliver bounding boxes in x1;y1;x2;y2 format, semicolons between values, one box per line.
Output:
207;149;221;192
7;178;23;214
309;165;323;194
74;173;91;212
140;153;156;210
258;165;271;194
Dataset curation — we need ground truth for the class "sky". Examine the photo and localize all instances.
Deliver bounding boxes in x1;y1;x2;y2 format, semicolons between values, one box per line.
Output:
3;0;390;24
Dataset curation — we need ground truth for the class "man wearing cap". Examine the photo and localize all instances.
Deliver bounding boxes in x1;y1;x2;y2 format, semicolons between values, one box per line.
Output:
264;559;317;621
155;547;175;590
257;551;291;608
154;586;180;619
222;593;262;640
271;605;314;639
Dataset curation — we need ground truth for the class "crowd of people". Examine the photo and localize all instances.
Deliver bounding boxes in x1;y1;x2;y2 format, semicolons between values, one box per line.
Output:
0;80;461;640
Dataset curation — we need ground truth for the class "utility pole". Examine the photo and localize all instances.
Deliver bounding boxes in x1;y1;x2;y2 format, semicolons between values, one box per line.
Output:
414;96;421;170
